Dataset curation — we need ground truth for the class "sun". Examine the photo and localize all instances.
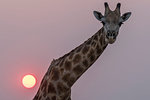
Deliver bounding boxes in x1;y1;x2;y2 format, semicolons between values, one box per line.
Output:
22;74;36;89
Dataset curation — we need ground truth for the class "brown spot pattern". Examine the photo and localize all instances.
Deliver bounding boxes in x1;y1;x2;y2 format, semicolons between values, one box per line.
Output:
90;55;95;62
63;74;76;87
73;54;81;64
96;44;102;54
61;92;70;100
91;41;96;47
38;96;42;100
88;49;94;57
82;45;89;54
52;96;56;100
69;52;74;59
64;60;72;71
83;60;88;67
100;36;103;45
43;87;47;97
73;65;84;75
60;59;65;67
51;68;60;81
67;76;76;87
94;35;98;41
98;30;101;36
60;68;64;74
41;79;47;91
88;49;95;62
86;39;92;45
57;82;68;94
48;83;56;93
46;97;50;100
76;46;82;52
62;73;70;82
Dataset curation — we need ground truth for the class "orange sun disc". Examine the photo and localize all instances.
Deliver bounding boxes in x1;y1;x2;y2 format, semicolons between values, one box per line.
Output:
22;74;36;89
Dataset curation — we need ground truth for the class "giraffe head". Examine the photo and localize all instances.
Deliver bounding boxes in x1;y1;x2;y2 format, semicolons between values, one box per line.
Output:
93;2;131;44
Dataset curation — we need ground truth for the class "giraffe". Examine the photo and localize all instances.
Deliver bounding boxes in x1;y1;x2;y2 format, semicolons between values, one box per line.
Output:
33;2;131;100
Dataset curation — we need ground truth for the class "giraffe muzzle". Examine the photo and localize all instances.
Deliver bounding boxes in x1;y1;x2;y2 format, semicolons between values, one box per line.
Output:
108;38;115;44
105;36;116;44
106;31;117;44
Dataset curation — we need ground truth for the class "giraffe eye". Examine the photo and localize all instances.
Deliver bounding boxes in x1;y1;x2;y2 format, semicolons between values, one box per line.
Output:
101;21;105;25
119;22;123;26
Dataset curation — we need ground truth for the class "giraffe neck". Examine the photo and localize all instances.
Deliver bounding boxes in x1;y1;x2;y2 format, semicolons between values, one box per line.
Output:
33;27;108;100
61;27;108;87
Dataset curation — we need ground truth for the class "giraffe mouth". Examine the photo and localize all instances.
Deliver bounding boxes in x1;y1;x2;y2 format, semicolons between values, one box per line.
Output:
108;39;115;44
105;36;116;44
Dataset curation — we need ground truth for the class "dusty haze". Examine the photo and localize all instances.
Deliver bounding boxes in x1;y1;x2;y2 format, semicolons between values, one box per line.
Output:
0;0;150;100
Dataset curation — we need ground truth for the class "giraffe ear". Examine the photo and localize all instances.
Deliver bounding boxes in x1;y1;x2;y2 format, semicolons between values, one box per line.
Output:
93;11;104;21
120;12;131;22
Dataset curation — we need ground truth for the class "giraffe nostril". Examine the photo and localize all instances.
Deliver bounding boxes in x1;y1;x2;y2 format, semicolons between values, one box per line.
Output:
107;31;111;36
107;33;110;36
112;31;115;35
107;31;116;37
113;33;115;37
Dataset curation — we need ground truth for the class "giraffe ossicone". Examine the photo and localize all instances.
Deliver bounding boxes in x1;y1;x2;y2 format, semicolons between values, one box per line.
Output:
33;2;131;100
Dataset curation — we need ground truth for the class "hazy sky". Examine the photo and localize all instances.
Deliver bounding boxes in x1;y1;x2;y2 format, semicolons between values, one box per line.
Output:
0;0;150;100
